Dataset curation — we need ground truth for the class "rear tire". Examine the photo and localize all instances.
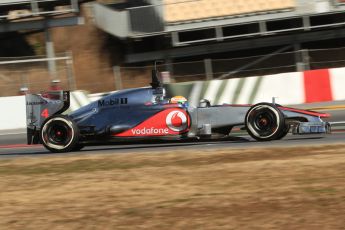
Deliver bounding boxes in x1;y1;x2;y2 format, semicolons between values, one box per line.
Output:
40;115;79;153
245;103;286;141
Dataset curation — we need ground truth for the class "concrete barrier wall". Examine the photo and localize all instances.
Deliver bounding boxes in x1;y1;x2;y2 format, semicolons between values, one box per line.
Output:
0;95;26;130
330;68;345;101
166;67;345;106
1;67;345;131
165;72;305;106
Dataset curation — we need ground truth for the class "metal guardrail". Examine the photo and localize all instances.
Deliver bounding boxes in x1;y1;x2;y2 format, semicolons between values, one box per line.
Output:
0;57;70;65
0;0;80;19
93;1;345;47
329;121;345;132
329;122;345;125
0;54;76;96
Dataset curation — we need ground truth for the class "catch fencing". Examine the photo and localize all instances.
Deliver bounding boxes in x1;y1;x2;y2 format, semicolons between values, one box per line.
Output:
117;46;345;89
2;46;345;96
0;52;75;96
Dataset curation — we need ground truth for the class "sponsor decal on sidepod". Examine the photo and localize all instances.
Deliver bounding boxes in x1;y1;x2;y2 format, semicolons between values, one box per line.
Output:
166;110;188;132
115;108;189;137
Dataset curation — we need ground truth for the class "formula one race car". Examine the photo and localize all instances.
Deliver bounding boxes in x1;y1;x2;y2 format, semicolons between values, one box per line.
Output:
25;68;331;153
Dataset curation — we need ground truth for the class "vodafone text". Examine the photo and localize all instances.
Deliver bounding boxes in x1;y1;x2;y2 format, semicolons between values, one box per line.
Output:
131;127;169;135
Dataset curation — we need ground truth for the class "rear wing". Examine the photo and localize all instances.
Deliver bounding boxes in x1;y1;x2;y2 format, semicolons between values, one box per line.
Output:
25;91;70;144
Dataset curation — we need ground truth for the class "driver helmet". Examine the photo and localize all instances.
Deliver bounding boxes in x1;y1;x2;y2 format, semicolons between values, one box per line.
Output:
170;96;188;105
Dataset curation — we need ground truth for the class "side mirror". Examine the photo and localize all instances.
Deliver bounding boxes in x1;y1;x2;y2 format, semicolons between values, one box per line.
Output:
199;99;211;107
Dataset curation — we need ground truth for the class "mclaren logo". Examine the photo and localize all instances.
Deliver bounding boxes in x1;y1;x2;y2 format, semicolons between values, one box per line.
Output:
26;100;62;105
26;101;48;105
166;111;188;132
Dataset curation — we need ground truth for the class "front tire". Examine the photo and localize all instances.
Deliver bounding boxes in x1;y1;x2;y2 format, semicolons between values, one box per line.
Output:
40;115;80;153
276;124;290;140
245;103;286;141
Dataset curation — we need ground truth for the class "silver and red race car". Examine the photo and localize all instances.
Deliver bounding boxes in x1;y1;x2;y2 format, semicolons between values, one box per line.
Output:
25;69;331;153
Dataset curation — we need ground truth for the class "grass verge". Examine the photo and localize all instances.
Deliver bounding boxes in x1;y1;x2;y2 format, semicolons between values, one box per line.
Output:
1;145;345;229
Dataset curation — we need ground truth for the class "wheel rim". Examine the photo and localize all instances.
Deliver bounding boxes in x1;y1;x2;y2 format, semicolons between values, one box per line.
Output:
247;105;280;138
42;117;74;150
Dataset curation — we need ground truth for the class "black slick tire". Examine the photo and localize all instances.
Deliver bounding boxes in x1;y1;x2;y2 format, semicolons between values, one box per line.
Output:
245;103;286;141
40;115;80;153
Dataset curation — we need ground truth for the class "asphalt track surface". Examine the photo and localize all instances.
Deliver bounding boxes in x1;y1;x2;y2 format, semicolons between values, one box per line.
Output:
0;108;344;158
1;131;345;159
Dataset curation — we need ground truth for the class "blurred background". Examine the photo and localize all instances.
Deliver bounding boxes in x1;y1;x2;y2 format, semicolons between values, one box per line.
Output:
1;0;345;96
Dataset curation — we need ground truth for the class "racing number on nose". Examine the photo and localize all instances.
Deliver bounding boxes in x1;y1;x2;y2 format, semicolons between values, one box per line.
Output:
41;108;49;118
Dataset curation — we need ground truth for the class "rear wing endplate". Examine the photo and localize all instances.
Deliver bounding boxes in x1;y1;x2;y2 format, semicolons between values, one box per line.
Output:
25;91;70;144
